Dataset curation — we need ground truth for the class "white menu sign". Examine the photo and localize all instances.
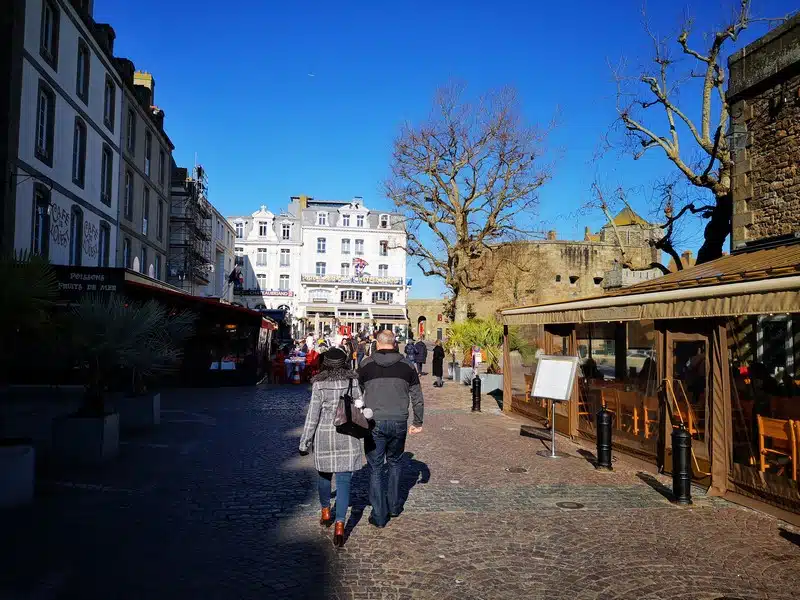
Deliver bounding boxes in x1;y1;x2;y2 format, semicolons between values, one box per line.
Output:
531;355;580;402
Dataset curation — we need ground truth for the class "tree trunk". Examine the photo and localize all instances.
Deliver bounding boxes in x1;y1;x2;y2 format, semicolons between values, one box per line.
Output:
454;293;469;323
696;192;732;265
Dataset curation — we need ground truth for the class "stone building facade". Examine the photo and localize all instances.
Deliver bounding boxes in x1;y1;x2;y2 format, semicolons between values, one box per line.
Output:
728;13;800;249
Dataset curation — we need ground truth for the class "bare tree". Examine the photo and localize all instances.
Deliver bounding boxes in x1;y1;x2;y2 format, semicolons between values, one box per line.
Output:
610;0;790;265
385;84;551;322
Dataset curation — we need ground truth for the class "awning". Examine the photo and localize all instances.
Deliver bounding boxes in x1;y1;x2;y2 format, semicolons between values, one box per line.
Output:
501;244;800;325
370;307;408;320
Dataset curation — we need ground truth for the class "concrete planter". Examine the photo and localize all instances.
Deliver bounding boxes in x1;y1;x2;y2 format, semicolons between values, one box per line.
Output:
117;393;160;431
0;442;35;508
479;374;504;395
449;364;460;381
52;412;119;464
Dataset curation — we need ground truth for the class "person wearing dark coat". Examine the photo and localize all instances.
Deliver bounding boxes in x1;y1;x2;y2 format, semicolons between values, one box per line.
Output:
432;340;445;387
414;337;428;375
404;339;418;366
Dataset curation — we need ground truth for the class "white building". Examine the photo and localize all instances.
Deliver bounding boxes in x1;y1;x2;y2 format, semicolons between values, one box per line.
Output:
196;205;236;301
296;196;408;338
14;0;122;266
228;204;302;320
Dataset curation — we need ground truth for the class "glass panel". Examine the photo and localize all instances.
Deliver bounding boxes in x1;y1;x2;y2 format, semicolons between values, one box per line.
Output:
670;340;707;454
508;324;547;423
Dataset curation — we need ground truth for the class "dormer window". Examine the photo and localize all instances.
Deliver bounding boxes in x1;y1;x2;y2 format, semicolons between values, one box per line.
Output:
259;221;268;237
281;223;291;240
317;212;327;226
357;215;364;227
342;214;350;227
235;222;243;238
380;215;389;229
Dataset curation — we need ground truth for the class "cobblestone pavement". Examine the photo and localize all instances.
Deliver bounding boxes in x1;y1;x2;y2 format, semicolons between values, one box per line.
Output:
1;375;799;599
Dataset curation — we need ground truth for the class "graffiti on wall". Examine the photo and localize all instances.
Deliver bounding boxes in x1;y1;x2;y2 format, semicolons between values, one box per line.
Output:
49;202;70;248
83;221;99;259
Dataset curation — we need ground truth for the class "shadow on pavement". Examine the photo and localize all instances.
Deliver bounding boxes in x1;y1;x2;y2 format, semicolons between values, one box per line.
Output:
636;471;675;502
779;528;800;548
577;448;598;467
519;425;551;442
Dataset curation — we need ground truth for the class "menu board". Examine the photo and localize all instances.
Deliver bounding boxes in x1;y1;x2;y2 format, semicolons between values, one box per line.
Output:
532;355;580;402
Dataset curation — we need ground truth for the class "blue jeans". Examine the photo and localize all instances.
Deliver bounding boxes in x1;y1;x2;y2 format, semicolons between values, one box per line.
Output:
366;420;408;525
318;471;353;524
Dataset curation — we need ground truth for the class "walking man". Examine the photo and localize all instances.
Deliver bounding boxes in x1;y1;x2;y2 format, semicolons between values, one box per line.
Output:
414;336;428;375
358;329;424;527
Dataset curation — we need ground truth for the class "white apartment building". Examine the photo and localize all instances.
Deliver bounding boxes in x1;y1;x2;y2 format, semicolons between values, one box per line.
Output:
228;205;302;318
297;196;408;338
14;0;121;266
196;205;236;301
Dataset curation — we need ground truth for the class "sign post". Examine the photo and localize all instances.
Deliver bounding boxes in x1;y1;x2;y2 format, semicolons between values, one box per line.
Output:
531;355;580;459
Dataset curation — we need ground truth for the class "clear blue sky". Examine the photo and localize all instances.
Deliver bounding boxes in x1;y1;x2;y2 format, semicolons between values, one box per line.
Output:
96;0;788;298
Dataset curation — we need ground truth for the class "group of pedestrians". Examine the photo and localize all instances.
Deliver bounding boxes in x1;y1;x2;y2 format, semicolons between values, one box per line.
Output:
298;329;424;547
404;336;446;387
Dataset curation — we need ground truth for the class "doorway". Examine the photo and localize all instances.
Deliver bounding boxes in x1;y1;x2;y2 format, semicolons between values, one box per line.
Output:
667;332;711;465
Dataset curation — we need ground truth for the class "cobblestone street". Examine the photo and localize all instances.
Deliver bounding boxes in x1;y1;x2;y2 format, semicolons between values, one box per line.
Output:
1;377;799;600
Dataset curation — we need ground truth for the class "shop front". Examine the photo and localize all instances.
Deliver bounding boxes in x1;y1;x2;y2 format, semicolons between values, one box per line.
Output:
501;244;800;521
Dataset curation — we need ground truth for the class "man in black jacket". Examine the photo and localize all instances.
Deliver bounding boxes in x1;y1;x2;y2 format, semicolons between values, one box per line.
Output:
358;329;424;527
414;336;428;375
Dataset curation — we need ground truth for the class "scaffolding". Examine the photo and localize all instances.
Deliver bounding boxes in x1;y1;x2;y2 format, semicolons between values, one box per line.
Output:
167;164;212;295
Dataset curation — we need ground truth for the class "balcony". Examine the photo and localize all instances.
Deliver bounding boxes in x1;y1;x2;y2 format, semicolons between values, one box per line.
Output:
301;274;403;285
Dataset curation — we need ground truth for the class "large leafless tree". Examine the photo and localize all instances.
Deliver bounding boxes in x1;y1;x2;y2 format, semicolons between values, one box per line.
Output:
611;0;789;265
385;84;551;322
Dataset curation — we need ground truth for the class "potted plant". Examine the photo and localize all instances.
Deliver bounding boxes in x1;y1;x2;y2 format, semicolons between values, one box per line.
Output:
0;251;59;507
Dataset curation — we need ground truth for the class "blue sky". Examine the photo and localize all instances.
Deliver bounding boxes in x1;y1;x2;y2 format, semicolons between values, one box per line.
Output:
95;0;789;298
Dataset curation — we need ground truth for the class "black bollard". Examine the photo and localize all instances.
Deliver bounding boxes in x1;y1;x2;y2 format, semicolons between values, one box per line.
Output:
471;373;481;412
596;406;613;470
671;423;693;504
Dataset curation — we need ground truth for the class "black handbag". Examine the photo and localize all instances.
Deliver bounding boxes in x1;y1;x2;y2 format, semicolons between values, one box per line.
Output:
333;379;370;438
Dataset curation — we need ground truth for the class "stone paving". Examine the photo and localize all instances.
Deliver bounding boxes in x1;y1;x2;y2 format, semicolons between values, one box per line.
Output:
1;374;799;599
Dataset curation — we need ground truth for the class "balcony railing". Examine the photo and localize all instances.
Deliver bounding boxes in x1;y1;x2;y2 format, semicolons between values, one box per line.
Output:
301;274;403;285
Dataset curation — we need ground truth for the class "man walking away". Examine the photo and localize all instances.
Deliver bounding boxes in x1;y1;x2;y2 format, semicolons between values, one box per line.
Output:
358;329;424;527
404;337;418;367
414;336;428;375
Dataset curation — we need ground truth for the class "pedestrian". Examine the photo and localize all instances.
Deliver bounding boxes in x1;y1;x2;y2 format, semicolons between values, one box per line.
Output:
357;337;367;367
404;337;418;367
369;335;377;357
414;336;428;375
299;347;364;548
432;339;445;387
358;329;424;527
348;335;359;370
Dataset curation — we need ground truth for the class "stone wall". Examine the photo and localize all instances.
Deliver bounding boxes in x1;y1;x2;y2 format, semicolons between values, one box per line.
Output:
407;298;449;340
728;14;800;248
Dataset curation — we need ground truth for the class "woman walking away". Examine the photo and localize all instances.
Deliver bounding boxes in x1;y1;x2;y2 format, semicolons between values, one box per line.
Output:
432;340;445;387
404;338;418;367
299;348;364;547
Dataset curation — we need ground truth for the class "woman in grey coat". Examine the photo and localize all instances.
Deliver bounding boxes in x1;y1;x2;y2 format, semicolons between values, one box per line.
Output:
299;347;364;547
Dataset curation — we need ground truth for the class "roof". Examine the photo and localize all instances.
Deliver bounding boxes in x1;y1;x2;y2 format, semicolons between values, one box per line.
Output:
608;207;650;227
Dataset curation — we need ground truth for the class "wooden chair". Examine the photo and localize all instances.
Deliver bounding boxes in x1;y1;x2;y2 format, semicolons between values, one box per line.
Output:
642;396;659;439
757;415;797;480
616;390;641;436
524;374;533;400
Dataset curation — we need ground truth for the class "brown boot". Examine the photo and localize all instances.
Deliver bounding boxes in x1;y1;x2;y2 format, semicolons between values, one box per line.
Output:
333;521;345;547
320;507;332;527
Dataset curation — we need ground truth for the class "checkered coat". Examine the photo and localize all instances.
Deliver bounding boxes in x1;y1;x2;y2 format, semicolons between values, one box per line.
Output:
299;369;364;473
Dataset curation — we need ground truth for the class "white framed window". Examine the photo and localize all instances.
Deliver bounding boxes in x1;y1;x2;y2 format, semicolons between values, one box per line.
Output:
234;246;244;266
35;82;55;165
379;240;388;256
76;39;90;102
142;187;149;235
154;254;161;279
378;264;388;277
317;212;328;226
98;222;110;267
72;117;87;187
103;76;115;131
235;222;243;238
140;246;147;274
259;221;268;237
355;239;364;255
100;145;113;206
256;274;267;289
39;0;60;69
279;274;290;290
341;238;351;254
315;262;326;276
342;214;350;227
144;132;152;176
280;248;290;267
123;237;131;268
372;291;393;304
356;215;364;227
69;206;83;266
341;290;362;303
126;109;136;153
317;237;326;253
380;214;389;229
310;289;330;303
256;247;267;266
282;223;291;239
341;263;350;277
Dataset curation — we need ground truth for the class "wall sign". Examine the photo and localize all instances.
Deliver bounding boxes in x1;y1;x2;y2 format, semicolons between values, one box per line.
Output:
52;266;124;301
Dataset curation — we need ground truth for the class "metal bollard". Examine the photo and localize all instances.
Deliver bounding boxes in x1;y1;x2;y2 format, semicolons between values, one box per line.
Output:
671;423;693;505
471;374;481;412
596;406;613;470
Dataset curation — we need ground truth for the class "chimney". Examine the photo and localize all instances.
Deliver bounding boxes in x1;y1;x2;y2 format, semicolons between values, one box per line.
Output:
584;226;591;241
93;23;115;56
114;58;135;87
134;71;155;105
151;107;165;131
547;230;557;241
681;250;693;262
69;0;93;20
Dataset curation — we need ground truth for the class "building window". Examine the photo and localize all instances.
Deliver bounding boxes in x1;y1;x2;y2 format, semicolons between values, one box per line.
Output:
593;276;603;286
144;132;152;176
341;263;350;277
34;81;55;166
357;215;364;227
256;273;266;289
98;221;110;267
71;117;87;187
123;237;131;268
372;291;393;304
341;238;351;254
310;289;330;303
39;0;60;70
101;145;113;206
256;247;267;266
555;274;562;282
124;170;134;220
158;151;166;187
76;39;90;102
126;109;136;153
279;274;290;290
157;200;164;241
154;254;162;280
142;187;150;236
569;275;579;285
32;185;50;257
282;223;291;240
235;222;243;238
378;264;388;277
379;240;388;256
317;237;326;253
317;212;327;226
380;214;389;229
355;239;364;255
341;290;362;303
234;247;244;266
259;221;268;237
280;248;290;267
69;206;83;266
140;246;147;274
316;262;326;276
342;214;350;227
103;76;116;131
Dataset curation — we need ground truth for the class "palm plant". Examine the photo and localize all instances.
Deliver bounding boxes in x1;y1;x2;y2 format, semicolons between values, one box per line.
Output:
446;318;534;374
66;296;196;415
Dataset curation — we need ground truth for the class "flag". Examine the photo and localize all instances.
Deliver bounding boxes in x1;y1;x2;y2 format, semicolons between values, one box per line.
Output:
228;265;243;284
352;257;368;277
